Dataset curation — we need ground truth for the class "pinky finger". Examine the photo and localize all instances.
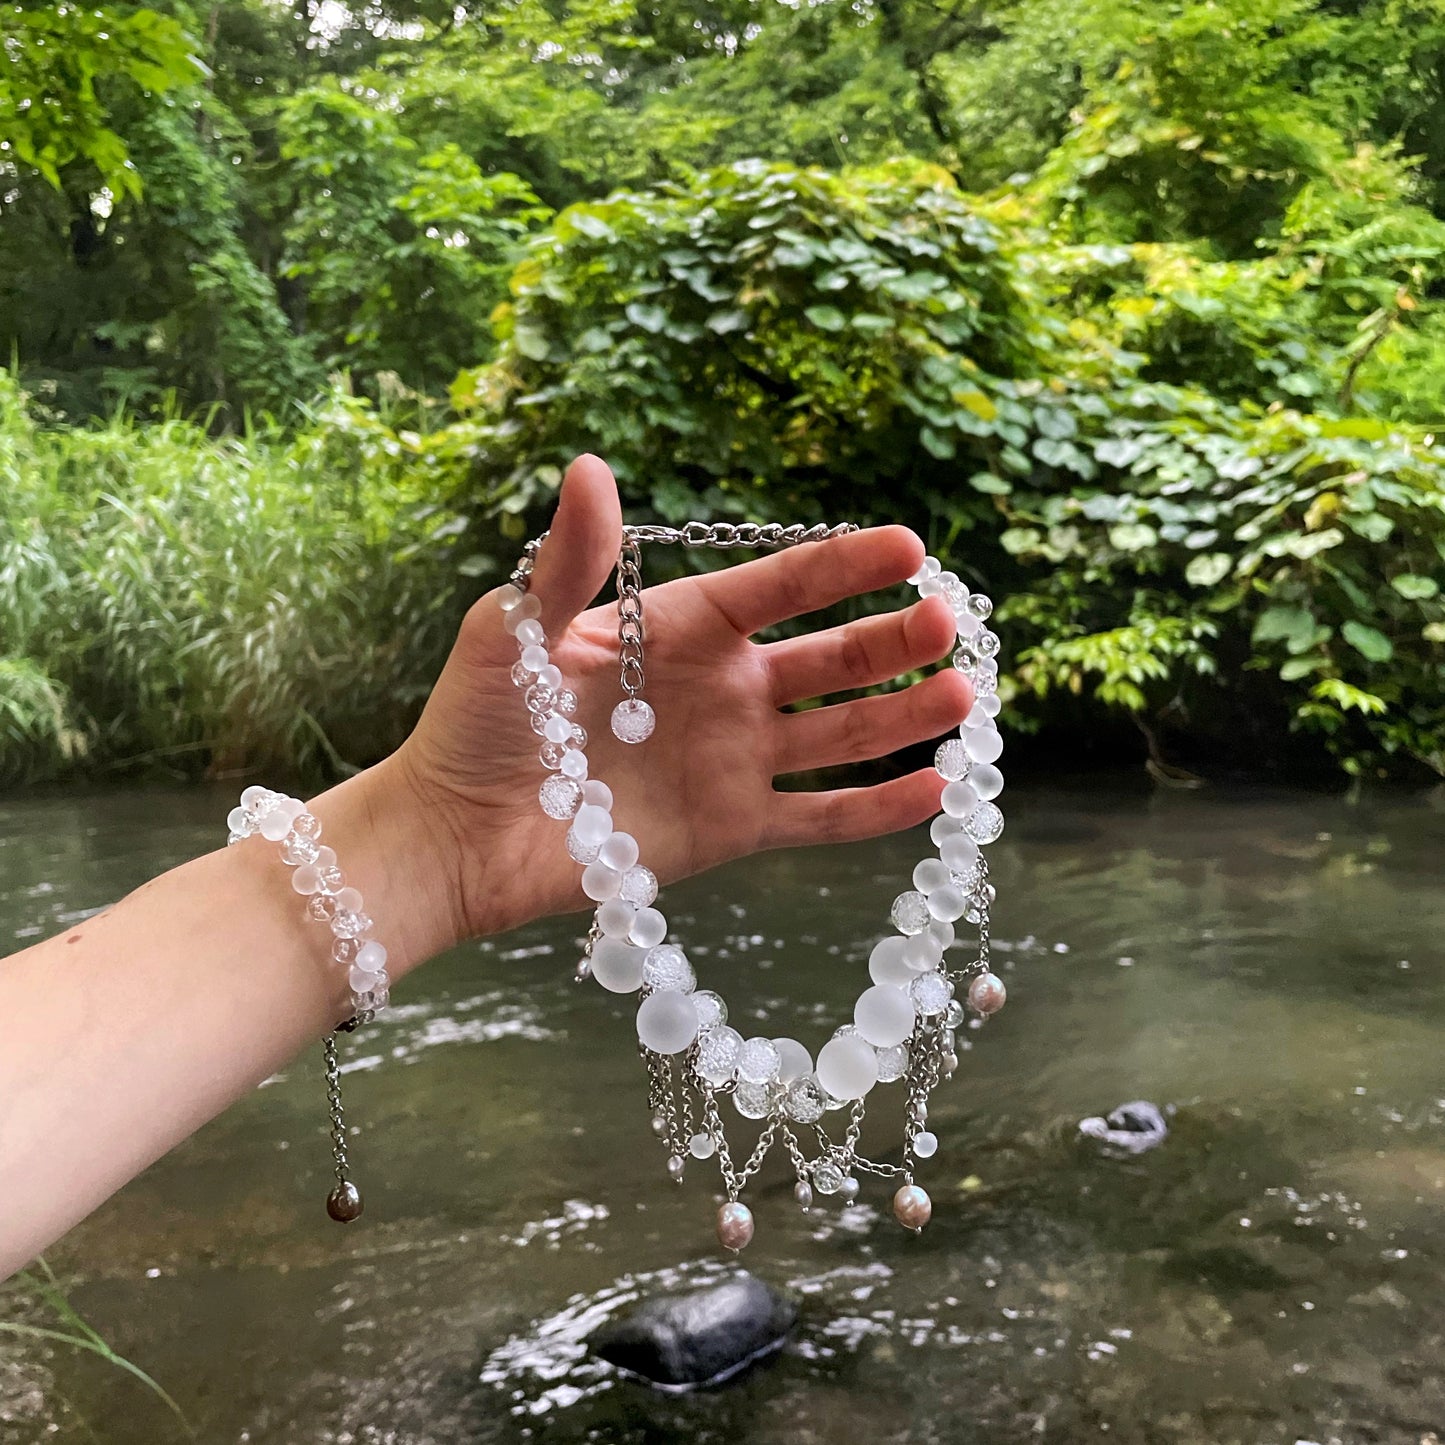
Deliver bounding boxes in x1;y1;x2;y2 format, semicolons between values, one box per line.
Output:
762;768;945;851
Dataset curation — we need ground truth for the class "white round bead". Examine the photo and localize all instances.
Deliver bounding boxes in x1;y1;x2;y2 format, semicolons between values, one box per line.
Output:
597;898;637;936
514;618;544;646
260;808;293;842
599;832;640;871
355;940;387;973
927;884;968;921
903;932;943;971
611;697;656;744
930;814;964;845
536;662;562;688
941;781;978;817
642;943;694;992
241;785;270;808
913;1130;939;1159
637;990;700;1054
854;984;915;1048
981;693;1002;717
291;864;321;895
565;827;600;863
629;906;667;948
925;918;955;951
940;832;980;873
543;714;573;743
573;804;614;846
869;935;912;986
349;962;384;994
520;644;549;672
226;806;249;834
581;780;613;809
559;748;588;779
923;555;942;579
816;1035;880;1101
963;700;992;730
333;886;363;913
964;726;1003;764
497;583;524;612
773;1037;813;1083
956;610;981;639
581;862;621;901
590;939;646;993
912;858;951;894
689;1131;716;1159
970;763;1004;800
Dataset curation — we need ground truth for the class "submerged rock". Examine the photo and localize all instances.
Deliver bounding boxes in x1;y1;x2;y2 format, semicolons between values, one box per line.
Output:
589;1271;797;1390
1079;1100;1171;1156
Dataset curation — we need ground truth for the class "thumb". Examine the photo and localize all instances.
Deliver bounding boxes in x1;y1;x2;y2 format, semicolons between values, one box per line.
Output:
528;454;623;635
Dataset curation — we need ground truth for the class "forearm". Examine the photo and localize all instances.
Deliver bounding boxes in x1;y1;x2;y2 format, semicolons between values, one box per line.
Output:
0;758;460;1279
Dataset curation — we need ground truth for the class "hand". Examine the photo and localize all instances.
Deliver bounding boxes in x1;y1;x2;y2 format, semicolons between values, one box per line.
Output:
373;455;972;959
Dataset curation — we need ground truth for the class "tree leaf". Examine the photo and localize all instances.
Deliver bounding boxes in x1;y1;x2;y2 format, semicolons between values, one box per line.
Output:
803;305;846;332
1390;574;1439;600
1341;620;1394;663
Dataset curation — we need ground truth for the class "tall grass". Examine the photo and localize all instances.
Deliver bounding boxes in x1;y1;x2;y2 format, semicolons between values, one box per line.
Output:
0;374;482;785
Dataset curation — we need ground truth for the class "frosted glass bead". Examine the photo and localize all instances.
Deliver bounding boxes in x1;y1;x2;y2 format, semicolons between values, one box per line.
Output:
966;592;992;619
912;858;951;894
307;893;338;921
941;781;979;817
903;932;943;971
514;618;545;647
291;864;322;895
934;738;972;781
525;683;557;714
909;971;952;1017
956;610;982;639
565;827;600;864
355;940;387;973
688;991;724;1032
816;1034;879;1101
918;575;942;598
981;693;1002;717
581;862;622;901
349;962;384;994
241;785;270;808
812;1160;845;1195
869;935;912;986
963;701;991;730
913;1130;939;1159
964;802;1005;844
511;661;533;687
737;1036;781;1084
784;1075;827;1124
521;644;549;672
907;561;929;585
940;832;980;873
573;804;614;846
591;939;646;993
331;909;366;940
555;689;578;717
497;583;524;612
970;763;1004;800
696;1025;743;1085
281;834;319;866
637;990;700;1054
643;943;694;992
618;864;658;907
629;906;667;949
542;714;571;744
559;749;588;780
226;806;250;834
927;884;967;921
875;1042;910;1082
332;937;361;964
536;663;562;689
926;919;955;951
611;697;656;744
260;808;294;842
965;726;1003;764
539;774;584;820
315;864;344;892
930;814;964;845
734;1081;776;1119
333;886;363;913
689;1131;716;1159
597;898;637;936
773;1037;813;1083
581;779;612;809
599;832;640;870
890;890;930;935
923;555;942;579
855;983;916;1048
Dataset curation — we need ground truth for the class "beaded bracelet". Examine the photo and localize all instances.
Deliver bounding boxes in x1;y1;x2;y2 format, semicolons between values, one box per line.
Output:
226;785;390;1221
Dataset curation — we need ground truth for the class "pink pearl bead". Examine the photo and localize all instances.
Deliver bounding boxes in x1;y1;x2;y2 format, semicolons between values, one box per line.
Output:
968;972;1007;1016
716;1201;755;1253
892;1183;932;1232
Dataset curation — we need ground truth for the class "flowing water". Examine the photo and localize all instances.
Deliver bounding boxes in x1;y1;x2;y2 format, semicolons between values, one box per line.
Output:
1;779;1442;1444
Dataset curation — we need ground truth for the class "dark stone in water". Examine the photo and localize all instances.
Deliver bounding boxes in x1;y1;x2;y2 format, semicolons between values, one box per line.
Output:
590;1272;797;1390
1078;1100;1171;1156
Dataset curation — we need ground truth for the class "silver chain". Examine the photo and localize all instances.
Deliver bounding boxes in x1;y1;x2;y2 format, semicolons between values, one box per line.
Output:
322;1033;350;1188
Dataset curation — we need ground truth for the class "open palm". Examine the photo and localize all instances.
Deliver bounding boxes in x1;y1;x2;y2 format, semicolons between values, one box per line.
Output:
396;456;972;944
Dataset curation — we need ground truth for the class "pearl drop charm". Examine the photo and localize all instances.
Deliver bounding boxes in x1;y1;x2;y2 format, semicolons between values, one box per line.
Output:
968;971;1007;1016
892;1183;932;1232
326;1181;364;1223
794;1180;814;1211
667;1154;686;1182
716;1200;755;1252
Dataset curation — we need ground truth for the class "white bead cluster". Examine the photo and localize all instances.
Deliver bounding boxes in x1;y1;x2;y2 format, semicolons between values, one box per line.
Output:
226;787;391;1016
501;546;1007;1153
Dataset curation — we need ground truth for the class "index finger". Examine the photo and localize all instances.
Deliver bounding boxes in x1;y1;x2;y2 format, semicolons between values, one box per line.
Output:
695;525;926;637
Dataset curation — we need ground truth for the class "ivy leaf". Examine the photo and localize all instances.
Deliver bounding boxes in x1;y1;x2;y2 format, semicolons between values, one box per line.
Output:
1280;654;1325;681
514;326;550;360
1253;606;1315;646
1000;527;1043;556
1341;620;1394;663
1185;553;1232;587
624;302;668;333
706;309;750;334
803;305;846;332
1390;574;1439;600
1109;522;1158;551
969;472;1012;495
920;426;956;459
1284;528;1344;559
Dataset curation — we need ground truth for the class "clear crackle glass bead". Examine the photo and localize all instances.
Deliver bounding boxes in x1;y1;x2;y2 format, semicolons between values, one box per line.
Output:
610;697;656;744
812;1160;845;1196
555;689;579;717
307;893;338;922
539;774;584;820
974;629;1000;659
733;1080;777;1119
282;835;320;866
934;738;972;782
510;661;533;688
692;990;727;1030
964;802;1005;844
910;971;953;1017
784;1074;827;1124
539;740;567;769
619;864;658;907
890;890;931;935
525;683;557;714
643;944;695;993
952;644;979;676
966;593;993;620
565;827;600;864
875;1042;911;1082
973;667;998;699
737;1036;782;1084
695;1025;743;1084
